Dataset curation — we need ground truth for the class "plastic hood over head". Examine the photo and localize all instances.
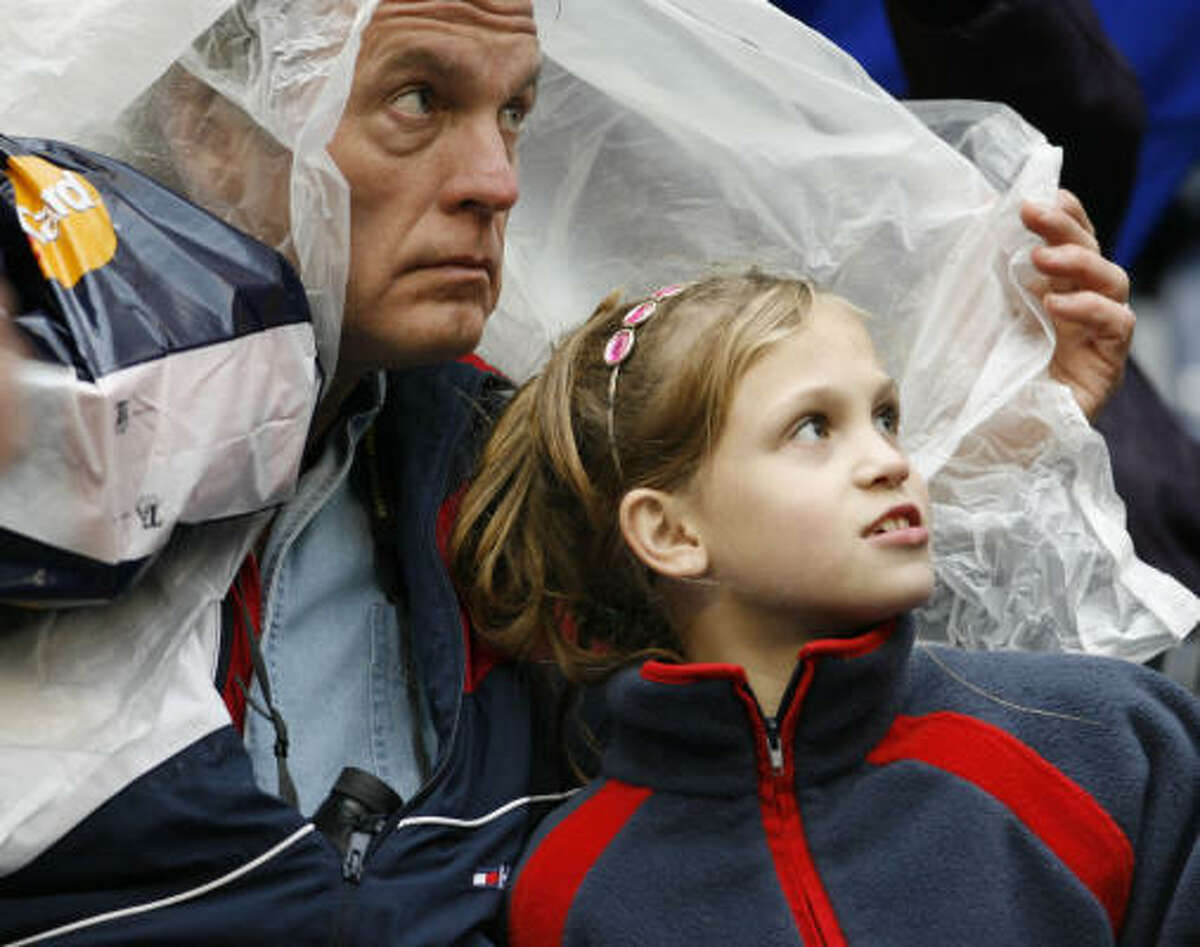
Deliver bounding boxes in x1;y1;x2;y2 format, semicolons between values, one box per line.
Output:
1;0;1198;883
0;0;368;607
482;0;1200;659
0;0;1197;651
1;0;366;380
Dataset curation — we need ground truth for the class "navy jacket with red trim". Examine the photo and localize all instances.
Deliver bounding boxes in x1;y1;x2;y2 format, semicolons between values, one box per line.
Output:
509;617;1200;946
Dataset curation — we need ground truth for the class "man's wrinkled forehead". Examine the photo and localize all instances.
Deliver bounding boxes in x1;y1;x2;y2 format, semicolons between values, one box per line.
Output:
367;0;537;36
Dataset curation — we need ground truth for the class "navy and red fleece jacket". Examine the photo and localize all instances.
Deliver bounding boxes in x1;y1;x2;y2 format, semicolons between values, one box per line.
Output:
508;618;1200;946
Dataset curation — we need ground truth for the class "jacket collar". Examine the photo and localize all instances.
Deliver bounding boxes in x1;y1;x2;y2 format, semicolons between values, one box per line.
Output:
381;361;502;743
602;616;914;796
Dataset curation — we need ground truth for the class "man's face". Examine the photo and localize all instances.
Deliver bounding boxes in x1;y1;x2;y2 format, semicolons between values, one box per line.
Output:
328;0;539;375
681;300;934;637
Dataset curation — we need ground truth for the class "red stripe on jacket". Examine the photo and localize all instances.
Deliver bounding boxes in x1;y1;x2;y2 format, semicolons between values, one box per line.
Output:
220;553;263;733
509;781;652;946
435;481;503;694
442;351;506;693
868;711;1134;934
733;667;849;946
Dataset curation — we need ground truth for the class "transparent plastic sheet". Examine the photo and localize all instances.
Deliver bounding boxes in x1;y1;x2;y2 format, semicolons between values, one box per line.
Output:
89;0;363;383
1;0;1191;648
483;0;1200;659
0;1;233;141
0;0;1198;875
1;0;361;385
0;0;370;871
0;1;362;603
0;516;264;874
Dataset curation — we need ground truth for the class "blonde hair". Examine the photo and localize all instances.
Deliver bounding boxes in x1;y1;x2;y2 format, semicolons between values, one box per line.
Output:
451;269;817;682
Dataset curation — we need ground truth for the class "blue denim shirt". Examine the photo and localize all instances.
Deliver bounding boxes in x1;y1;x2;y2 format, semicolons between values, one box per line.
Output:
245;373;436;815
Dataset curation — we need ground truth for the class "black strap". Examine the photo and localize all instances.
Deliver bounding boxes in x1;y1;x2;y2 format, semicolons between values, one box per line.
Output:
235;592;300;808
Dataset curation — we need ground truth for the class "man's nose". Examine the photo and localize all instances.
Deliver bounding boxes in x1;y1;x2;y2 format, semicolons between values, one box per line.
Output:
442;117;520;217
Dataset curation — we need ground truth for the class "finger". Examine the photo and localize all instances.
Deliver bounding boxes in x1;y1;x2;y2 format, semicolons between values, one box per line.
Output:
1043;290;1136;340
1054;188;1095;237
1023;271;1079;299
1020;198;1099;253
1031;243;1130;302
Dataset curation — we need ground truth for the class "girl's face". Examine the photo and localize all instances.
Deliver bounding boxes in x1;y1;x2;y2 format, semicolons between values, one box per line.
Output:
680;298;934;636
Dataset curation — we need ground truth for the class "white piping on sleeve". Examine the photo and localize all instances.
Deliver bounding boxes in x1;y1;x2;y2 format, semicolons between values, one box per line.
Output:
394;790;579;832
7;791;580;944
4;824;317;947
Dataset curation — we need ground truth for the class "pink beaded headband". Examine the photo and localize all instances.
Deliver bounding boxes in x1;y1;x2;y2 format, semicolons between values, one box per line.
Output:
603;283;685;476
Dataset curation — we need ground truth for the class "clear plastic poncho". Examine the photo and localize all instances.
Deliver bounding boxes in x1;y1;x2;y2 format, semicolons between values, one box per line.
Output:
1;0;1198;875
2;0;1197;652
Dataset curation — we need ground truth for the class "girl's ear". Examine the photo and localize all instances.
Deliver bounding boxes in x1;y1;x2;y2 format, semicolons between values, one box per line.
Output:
618;487;709;580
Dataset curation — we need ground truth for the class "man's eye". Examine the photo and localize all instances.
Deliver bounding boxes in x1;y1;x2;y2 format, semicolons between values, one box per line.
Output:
500;101;530;134
874;404;900;437
389;87;434;117
791;415;829;443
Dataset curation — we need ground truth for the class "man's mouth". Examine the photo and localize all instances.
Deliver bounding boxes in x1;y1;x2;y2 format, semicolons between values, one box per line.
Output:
410;255;494;281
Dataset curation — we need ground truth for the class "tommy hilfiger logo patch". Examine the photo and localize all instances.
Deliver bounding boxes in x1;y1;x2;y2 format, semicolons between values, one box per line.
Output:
472;864;511;890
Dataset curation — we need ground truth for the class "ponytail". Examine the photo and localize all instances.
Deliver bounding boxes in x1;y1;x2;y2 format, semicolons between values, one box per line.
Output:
451;293;679;683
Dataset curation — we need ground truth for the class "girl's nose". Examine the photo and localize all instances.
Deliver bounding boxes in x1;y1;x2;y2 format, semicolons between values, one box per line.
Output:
855;433;911;489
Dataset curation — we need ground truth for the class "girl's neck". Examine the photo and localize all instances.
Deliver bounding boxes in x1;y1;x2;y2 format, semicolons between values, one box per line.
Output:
680;603;818;717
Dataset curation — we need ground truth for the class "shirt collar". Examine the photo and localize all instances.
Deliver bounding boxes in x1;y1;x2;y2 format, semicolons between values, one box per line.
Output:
602;616;915;796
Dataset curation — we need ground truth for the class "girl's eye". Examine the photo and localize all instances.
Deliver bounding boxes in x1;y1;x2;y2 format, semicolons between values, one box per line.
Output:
791;415;829;443
874;404;900;437
389;87;434;117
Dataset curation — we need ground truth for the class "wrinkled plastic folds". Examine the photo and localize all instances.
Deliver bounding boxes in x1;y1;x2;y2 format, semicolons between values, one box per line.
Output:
486;0;1200;659
0;0;361;381
0;0;1194;682
1;0;1198;877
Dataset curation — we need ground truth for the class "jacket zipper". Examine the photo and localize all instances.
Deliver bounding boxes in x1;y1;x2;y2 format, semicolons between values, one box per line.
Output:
764;717;785;773
762;721;827;945
359;409;475;864
342;815;388;884
334;518;467;888
746;681;845;947
283;371;491;890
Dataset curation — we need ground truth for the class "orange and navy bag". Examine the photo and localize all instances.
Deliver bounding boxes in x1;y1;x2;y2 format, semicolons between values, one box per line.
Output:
0;136;318;605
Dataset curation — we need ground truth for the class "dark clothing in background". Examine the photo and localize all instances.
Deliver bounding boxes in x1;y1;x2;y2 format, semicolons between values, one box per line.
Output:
886;0;1143;254
1095;362;1200;595
887;0;1200;602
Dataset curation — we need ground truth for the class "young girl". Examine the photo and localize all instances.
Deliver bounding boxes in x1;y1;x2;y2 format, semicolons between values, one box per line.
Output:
451;271;1199;946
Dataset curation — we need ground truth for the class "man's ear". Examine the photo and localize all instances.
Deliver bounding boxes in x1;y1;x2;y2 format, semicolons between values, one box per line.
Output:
160;67;291;248
162;70;243;208
618;487;708;580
